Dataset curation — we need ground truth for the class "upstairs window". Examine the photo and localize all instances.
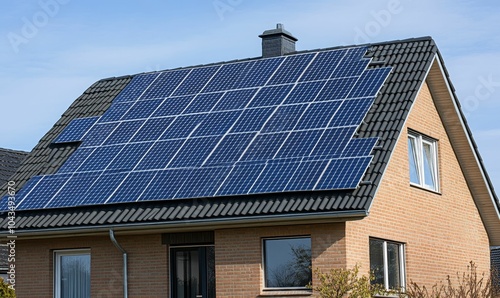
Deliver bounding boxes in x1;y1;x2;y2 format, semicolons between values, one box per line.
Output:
408;131;439;191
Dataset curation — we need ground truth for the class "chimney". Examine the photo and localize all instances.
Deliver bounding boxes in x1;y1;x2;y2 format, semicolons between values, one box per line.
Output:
259;23;298;58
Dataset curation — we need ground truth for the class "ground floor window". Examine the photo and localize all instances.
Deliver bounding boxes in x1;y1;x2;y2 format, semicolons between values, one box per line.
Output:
54;249;90;298
369;238;405;290
263;236;312;289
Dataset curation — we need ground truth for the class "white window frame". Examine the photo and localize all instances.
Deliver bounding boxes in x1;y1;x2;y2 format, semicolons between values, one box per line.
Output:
408;131;439;191
370;238;406;291
54;249;91;298
262;236;312;291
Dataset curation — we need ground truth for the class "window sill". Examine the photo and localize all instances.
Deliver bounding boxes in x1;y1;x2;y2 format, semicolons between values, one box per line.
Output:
259;289;312;297
410;183;441;195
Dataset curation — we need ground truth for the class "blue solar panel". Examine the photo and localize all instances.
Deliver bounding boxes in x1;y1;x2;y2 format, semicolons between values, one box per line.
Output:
205;133;255;166
83;172;128;205
107;142;152;171
348;68;391;98
284;160;329;191
136;139;184;170
267;53;315;85
45;173;99;208
341;138;378;157
284;81;326;104
103;120;145;145
140;69;190;100
230;107;274;133
192;111;241;137
81;123;119;147
183;93;224;114
249;85;294;107
329;98;374;127
175;166;231;199
202;62;252;92
10;46;393;211
58;147;96;173
261;104;307;133
315;77;358;102
300;50;345;82
114;73;159;103
315;157;372;190
169;136;220;168
19;175;71;210
236;58;283;88
241;133;288;161
216;163;266;196
295;101;342;130
311;127;356;158
139;169;188;201
153;95;194;117
99;102;134;123
250;161;299;193
78;145;124;172
131;117;174;142
160;114;205;140
275;130;323;159
108;171;158;203
173;65;220;96
213;89;258;111
53;117;99;143
122;99;164;120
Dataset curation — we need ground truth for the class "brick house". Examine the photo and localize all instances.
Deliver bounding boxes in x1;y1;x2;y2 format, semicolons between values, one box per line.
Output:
1;25;499;297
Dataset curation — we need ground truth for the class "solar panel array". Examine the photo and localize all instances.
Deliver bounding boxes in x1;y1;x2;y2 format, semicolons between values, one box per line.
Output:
4;46;391;211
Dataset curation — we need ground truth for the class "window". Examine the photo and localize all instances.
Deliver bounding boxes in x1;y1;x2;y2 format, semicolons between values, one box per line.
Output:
408;132;439;191
54;249;90;298
263;236;312;289
370;238;405;290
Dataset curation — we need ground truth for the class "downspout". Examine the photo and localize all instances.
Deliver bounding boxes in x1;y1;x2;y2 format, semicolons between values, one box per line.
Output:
109;229;128;298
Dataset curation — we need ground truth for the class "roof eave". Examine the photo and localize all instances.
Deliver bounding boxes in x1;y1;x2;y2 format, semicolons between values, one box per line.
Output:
0;209;367;239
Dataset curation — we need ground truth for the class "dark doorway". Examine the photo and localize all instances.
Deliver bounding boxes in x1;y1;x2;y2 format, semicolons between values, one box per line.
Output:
170;246;215;298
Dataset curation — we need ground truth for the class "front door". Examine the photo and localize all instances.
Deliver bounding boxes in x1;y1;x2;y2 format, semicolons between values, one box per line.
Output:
170;246;215;298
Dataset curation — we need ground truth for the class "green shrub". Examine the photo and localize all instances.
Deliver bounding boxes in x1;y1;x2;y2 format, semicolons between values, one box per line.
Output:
0;277;15;298
309;264;386;298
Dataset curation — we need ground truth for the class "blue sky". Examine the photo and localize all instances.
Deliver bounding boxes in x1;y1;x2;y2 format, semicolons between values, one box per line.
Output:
1;0;499;194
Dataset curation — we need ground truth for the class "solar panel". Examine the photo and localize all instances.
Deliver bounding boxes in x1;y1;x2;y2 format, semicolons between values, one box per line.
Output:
53;117;99;144
4;46;393;211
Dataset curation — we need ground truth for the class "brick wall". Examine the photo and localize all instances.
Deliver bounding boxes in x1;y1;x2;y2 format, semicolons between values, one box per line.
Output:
15;233;168;297
346;81;491;287
214;223;346;297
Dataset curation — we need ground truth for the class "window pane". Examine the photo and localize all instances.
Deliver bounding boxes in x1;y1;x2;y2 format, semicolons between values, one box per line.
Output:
60;254;90;298
386;243;401;289
422;142;436;189
408;138;420;184
264;237;311;288
369;239;385;285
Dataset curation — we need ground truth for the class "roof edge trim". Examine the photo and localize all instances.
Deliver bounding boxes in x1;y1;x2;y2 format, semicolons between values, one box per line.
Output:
0;209;367;238
365;53;438;213
432;56;500;219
